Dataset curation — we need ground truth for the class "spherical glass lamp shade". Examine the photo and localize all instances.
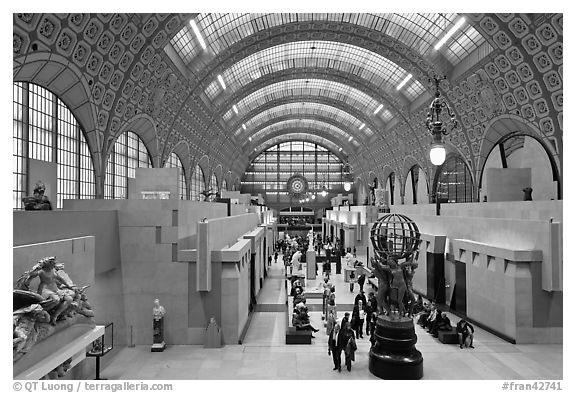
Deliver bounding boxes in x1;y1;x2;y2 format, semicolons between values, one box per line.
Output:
305;197;310;202
321;190;327;197
429;144;446;166
344;181;352;192
311;194;316;200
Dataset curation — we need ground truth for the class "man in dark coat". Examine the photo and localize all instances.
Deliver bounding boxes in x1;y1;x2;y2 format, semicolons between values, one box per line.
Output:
354;290;367;309
456;319;475;349
357;273;366;292
328;323;343;371
365;292;377;335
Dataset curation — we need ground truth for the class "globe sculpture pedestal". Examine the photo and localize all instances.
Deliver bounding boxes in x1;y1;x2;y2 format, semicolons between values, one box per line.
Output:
369;315;423;379
368;213;423;380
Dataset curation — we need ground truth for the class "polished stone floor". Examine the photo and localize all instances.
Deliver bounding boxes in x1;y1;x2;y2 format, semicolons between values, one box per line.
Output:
101;256;563;380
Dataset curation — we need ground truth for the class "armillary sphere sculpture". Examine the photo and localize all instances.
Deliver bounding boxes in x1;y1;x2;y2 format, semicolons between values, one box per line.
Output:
368;213;423;380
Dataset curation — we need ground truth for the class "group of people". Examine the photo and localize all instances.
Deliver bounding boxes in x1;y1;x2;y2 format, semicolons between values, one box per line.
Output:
417;302;475;349
328;312;357;372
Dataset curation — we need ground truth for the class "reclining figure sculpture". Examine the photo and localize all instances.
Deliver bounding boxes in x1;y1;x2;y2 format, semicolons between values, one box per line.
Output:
13;256;94;362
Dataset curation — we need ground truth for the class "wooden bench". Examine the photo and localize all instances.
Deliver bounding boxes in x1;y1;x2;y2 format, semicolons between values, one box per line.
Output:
437;328;459;344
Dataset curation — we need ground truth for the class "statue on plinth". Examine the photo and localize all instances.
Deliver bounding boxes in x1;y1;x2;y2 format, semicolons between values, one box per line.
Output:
151;299;166;352
204;317;221;348
307;229;314;251
22;181;52;210
368;214;423;380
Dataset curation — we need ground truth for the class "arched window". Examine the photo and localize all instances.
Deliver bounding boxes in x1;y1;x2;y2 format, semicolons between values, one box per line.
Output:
104;131;152;199
222;178;228;191
434;155;474;203
242;141;345;204
386;173;395;205
165;152;187;200
191;164;205;201
480;134;559;201
404;166;429;204
209;172;218;201
13;82;95;209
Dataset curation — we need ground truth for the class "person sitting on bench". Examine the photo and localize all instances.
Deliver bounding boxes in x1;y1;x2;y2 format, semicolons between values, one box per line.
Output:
417;302;432;326
456;318;475;349
431;312;452;336
424;304;438;330
293;287;304;308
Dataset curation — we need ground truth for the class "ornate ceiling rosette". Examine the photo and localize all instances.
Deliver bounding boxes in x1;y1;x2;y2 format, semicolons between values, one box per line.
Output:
286;173;308;198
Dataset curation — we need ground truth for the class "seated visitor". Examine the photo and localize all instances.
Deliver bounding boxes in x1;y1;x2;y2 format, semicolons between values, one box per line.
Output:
413;294;424;315
431;312;452;336
424;304;438;330
456;318;475;349
417;302;432;326
293;289;305;309
291;279;303;297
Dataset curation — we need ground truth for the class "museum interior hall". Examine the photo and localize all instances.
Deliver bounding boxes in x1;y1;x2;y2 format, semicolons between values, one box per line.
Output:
12;12;563;381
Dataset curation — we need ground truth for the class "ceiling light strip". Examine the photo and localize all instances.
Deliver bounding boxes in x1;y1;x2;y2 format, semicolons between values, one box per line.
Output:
434;17;466;50
233;105;239;114
374;104;384;114
396;74;413;90
189;20;207;50
217;75;226;90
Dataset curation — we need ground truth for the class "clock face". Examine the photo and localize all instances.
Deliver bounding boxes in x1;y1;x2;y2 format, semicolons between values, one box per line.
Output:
286;174;308;197
290;179;304;193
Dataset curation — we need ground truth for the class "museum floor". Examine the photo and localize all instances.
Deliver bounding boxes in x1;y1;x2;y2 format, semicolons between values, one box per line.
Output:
100;255;562;380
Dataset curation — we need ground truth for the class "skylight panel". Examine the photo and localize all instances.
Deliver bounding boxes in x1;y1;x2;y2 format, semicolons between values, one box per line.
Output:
228;79;379;117
434;17;466;50
217;75;226;90
189;19;207;50
381;109;393;122
219;41;415;100
396;74;413;90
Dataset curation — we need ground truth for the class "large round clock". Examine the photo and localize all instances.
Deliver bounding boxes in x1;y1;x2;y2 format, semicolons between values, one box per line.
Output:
286;174;308;198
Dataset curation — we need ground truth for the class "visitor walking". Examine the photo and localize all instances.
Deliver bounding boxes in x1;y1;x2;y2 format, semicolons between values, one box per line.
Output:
342;323;357;372
328;324;343;372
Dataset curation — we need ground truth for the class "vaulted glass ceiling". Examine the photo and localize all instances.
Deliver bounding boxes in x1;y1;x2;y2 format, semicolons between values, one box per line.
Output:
204;40;425;103
248;119;355;146
253;134;347;158
170;13;490;72
165;13;494;167
222;79;379;134
234;102;371;142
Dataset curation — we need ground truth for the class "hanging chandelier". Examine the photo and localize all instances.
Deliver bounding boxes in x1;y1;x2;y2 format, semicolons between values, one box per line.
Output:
426;75;458;166
342;161;352;192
